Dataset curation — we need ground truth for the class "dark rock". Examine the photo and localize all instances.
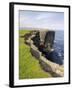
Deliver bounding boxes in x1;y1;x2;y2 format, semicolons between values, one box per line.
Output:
44;31;55;48
45;50;63;65
32;32;40;47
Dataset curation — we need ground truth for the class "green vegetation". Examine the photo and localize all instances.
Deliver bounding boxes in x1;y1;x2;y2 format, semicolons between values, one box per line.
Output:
19;30;52;79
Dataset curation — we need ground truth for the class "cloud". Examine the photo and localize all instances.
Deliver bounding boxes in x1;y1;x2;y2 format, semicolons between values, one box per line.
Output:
36;14;49;20
19;11;64;30
35;13;56;20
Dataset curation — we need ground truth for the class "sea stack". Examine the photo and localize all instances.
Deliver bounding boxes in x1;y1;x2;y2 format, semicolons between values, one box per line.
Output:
39;30;55;52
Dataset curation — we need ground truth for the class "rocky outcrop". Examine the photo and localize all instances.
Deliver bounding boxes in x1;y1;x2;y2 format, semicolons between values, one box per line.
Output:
25;31;64;77
39;31;55;50
39;56;64;76
30;43;41;59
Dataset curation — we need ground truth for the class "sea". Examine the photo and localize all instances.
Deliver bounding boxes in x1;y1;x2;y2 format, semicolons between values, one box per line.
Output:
54;30;64;63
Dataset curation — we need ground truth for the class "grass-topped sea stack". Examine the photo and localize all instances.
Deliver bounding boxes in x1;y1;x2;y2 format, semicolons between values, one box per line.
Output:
32;30;63;65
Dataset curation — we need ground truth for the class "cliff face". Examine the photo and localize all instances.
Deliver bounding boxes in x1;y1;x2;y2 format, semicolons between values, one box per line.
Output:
32;30;55;50
32;30;63;65
32;32;40;47
33;30;55;51
25;31;64;77
44;31;55;49
39;31;47;45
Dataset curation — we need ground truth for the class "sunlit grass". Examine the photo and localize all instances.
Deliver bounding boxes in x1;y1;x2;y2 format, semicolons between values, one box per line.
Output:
19;30;52;79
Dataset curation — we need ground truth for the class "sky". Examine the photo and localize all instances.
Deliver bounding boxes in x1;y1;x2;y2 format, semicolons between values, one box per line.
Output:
19;10;64;30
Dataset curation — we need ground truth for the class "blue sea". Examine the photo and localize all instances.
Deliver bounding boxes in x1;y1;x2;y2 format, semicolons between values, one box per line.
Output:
54;31;64;62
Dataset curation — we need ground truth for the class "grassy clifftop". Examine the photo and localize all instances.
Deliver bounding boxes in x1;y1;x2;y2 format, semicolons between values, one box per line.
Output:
19;30;52;79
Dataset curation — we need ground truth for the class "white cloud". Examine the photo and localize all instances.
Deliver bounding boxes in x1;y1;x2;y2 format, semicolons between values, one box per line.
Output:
19;11;64;30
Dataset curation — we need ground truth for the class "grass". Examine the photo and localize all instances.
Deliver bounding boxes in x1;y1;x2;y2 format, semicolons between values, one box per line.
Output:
19;30;52;79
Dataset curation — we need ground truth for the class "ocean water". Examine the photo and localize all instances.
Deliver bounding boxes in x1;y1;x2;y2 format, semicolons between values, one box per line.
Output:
54;31;64;62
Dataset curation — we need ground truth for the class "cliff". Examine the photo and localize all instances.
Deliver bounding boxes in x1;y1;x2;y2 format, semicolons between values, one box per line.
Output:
25;30;64;77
